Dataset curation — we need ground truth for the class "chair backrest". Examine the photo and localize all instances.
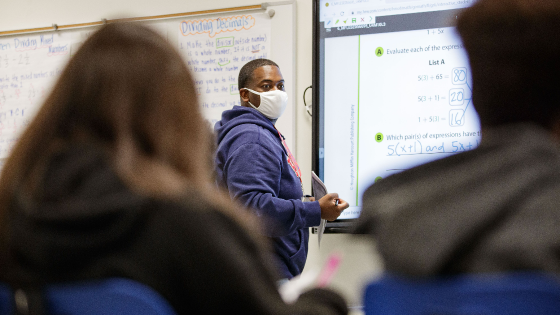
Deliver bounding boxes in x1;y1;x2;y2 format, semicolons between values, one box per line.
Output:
0;278;177;315
364;272;560;315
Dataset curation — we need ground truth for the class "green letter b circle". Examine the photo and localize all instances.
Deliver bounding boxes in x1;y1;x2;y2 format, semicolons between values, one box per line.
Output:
375;132;384;142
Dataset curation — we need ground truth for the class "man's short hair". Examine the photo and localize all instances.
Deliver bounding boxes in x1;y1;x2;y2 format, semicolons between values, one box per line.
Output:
458;0;560;129
238;59;279;90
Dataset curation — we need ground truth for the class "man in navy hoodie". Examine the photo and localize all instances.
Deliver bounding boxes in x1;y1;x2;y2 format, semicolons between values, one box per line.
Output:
215;59;349;279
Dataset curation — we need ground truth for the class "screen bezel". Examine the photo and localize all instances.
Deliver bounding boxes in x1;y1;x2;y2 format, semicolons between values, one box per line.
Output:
310;1;475;233
312;0;357;233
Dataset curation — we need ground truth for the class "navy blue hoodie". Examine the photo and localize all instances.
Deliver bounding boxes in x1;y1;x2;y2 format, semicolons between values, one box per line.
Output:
215;106;321;279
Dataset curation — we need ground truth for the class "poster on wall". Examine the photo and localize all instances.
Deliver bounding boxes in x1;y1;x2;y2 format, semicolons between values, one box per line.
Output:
177;13;272;126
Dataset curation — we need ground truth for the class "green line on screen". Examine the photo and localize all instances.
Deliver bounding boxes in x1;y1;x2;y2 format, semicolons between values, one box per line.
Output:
356;35;361;206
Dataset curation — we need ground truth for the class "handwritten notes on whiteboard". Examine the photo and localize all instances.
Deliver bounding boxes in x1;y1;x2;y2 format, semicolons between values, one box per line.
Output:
178;14;271;125
0;33;71;158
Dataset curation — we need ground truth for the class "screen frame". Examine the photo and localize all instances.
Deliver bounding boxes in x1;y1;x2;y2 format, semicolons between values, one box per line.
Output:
310;1;477;233
312;0;357;233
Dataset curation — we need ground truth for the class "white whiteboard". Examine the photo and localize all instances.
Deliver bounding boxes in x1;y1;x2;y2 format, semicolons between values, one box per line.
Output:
0;2;296;158
0;32;74;157
176;13;272;127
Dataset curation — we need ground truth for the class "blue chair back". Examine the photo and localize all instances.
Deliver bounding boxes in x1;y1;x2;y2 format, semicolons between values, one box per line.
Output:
364;272;560;315
0;278;177;315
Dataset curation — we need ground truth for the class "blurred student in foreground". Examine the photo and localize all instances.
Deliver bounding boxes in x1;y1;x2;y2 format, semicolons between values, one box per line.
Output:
356;0;560;276
0;23;347;314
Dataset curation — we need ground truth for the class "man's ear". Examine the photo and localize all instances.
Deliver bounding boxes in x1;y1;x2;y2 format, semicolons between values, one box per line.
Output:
240;89;250;102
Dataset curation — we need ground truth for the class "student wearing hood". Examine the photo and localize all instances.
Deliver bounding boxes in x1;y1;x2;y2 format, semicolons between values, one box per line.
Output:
355;0;560;277
215;59;349;280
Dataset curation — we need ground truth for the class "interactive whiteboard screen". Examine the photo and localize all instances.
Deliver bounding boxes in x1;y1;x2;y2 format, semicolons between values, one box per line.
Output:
313;0;479;223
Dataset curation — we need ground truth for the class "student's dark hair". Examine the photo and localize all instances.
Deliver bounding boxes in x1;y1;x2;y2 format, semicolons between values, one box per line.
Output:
0;23;260;238
0;23;210;199
457;0;560;129
238;59;279;90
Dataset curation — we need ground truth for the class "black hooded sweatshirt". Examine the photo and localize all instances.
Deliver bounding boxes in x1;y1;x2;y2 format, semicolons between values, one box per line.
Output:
356;123;560;277
1;145;347;315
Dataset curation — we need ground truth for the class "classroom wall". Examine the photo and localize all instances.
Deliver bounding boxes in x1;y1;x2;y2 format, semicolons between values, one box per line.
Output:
0;0;383;306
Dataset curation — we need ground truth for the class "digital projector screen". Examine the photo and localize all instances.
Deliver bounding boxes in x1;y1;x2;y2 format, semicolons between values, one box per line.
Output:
313;0;480;224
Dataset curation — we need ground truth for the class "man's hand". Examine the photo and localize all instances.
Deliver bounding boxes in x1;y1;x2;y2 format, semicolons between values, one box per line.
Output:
318;193;349;221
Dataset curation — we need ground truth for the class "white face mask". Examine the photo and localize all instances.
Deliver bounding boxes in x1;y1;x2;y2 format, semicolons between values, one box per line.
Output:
242;88;288;120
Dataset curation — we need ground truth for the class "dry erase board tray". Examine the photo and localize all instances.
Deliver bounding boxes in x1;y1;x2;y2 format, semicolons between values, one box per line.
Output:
312;220;357;234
